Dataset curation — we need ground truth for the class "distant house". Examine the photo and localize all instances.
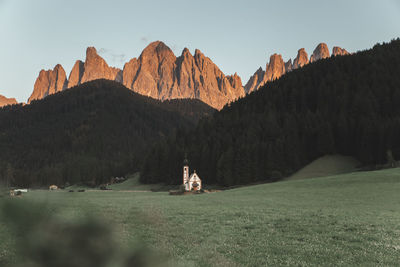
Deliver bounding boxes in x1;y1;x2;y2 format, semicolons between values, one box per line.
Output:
15;189;28;193
49;185;58;190
183;158;202;191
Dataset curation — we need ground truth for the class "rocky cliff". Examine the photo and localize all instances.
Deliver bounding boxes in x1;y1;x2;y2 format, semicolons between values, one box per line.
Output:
28;42;244;110
332;46;349;56
123;42;244;109
244;67;265;94
310;43;330;63
27;41;348;107
293;48;309;69
244;54;287;93
28;64;67;103
245;43;348;94
0;94;17;107
67;60;84;88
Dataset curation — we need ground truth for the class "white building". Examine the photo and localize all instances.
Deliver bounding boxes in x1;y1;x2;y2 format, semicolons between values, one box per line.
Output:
183;158;202;191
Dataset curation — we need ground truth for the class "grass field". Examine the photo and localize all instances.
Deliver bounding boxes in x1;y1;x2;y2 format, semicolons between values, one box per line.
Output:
1;168;400;266
288;154;361;180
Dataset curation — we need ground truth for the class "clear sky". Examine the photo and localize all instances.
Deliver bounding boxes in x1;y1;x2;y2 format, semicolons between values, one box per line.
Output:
1;0;399;102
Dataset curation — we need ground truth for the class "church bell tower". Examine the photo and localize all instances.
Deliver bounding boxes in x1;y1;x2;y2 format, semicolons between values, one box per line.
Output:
183;157;189;190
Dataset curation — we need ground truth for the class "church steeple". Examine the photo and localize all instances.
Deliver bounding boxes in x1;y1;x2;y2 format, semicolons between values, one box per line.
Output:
183;153;189;166
183;155;189;190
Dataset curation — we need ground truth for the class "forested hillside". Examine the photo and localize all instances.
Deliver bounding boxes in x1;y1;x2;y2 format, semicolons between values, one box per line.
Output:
0;79;214;187
141;39;400;186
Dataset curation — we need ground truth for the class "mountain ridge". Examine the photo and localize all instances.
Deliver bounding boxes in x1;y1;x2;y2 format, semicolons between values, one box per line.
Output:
27;41;349;109
244;43;349;93
28;42;245;109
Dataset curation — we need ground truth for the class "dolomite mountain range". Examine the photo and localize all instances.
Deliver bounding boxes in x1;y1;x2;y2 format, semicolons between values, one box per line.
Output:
1;41;348;110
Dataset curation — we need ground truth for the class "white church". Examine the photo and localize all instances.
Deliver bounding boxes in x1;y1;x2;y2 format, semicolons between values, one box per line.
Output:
183;158;202;191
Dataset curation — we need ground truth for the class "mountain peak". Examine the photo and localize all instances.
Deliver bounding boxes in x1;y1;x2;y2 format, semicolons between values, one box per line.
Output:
264;53;285;81
86;46;98;56
67;60;84;88
28;64;68;103
181;47;191;57
310;43;330;62
142;41;173;55
80;46;120;84
332;46;349;56
194;49;204;57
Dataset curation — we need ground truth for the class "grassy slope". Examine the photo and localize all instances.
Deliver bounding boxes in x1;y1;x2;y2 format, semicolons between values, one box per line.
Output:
1;168;400;266
288;154;361;180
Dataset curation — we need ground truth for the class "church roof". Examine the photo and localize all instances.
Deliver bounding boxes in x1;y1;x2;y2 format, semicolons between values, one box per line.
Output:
189;173;201;181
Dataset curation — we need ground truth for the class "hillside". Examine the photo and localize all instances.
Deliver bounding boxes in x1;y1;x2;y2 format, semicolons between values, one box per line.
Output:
0;79;214;187
287;155;360;180
141;39;400;186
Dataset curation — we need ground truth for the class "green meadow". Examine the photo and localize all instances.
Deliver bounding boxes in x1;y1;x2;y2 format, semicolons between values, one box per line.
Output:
1;168;400;266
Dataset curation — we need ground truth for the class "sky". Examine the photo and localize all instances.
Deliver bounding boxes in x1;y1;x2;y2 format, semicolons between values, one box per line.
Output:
1;0;400;102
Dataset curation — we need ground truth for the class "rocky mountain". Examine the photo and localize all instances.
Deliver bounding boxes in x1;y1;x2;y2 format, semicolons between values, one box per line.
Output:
80;47;122;84
28;64;67;103
243;67;265;94
285;59;292;72
244;54;293;94
67;60;84;88
28;42;244;110
293;48;309;69
245;43;348;94
332;46;349;56
0;94;17;107
121;42;244;109
245;54;291;93
310;43;330;62
27;41;349;107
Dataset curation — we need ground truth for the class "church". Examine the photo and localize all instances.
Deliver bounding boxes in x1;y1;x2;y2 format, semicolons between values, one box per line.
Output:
182;158;202;191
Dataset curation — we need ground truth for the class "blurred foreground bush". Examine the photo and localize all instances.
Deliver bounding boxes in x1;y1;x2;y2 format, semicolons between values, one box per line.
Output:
0;198;164;267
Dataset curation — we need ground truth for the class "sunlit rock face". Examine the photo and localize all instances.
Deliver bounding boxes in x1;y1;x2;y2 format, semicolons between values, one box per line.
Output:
244;43;348;94
80;47;122;84
0;94;17;107
310;43;330;63
28;64;67;103
293;48;309;69
67;60;84;88
121;42;246;110
285;59;293;72
244;54;286;93
28;42;244;110
332;46;349;56
28;41;348;107
244;67;265;94
264;53;286;82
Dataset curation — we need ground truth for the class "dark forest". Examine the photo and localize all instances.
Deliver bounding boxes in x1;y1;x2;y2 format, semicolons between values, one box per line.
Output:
141;39;400;186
